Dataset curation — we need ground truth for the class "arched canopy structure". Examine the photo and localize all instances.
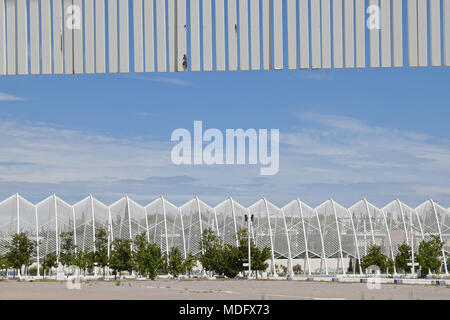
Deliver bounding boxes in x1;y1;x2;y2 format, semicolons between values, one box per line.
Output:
0;195;448;276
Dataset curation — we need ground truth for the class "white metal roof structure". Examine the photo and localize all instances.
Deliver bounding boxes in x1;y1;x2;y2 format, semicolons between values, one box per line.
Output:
0;0;449;76
1;193;449;276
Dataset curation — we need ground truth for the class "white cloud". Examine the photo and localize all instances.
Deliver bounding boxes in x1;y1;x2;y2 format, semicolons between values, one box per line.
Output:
1;114;450;207
0;92;25;101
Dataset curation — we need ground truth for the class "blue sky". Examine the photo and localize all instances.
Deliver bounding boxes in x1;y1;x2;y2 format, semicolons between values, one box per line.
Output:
0;66;450;208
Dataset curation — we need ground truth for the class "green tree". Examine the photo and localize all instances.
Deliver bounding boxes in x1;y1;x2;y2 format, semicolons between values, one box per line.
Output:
84;251;95;274
360;245;393;273
182;252;197;278
293;264;302;274
235;229;270;278
395;243;412;274
93;228;109;276
0;255;9;277
42;252;58;277
132;233;164;279
198;228;271;278
168;247;184;277
73;250;87;277
5;232;36;276
199;229;223;274
109;238;133;279
218;244;242;278
250;246;271;278
416;235;444;276
59;232;76;268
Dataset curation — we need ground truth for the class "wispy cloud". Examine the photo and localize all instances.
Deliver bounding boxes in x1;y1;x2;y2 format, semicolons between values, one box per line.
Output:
2;113;450;207
130;75;193;86
0;92;25;101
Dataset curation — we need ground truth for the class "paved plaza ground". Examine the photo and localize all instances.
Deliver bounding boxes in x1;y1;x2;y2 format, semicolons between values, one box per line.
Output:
0;279;448;300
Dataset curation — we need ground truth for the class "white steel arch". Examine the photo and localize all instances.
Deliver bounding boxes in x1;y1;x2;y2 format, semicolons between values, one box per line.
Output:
1;195;450;276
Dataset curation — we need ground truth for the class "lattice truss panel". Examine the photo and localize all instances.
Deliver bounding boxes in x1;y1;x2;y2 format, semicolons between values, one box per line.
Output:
282;199;324;274
73;196;109;253
266;200;289;259
146;197;186;257
214;198;246;246
415;200;448;272
36;195;72;259
181;197;216;256
248;199;275;257
109;197;129;241
127;198;147;240
316;199;359;273
0;194;37;260
0;194;449;275
382;199;418;257
349;199;391;259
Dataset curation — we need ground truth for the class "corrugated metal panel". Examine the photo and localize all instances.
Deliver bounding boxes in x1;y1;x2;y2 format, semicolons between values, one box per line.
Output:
430;0;442;66
369;0;380;68
64;0;74;74
29;0;40;74
144;0;155;72
190;0;200;71
250;0;260;70
168;0;176;72
133;0;144;73
156;0;167;72
85;0;95;74
119;0;129;73
311;0;322;69
73;0;84;74
228;0;238;71
41;0;52;74
0;1;447;75
53;0;63;74
0;0;5;75
95;0;106;73
6;0;16;75
380;0;391;67
108;0;119;73
344;0;354;68
239;0;250;71
445;0;450;66
321;0;331;69
262;0;271;70
417;0;428;67
333;0;344;69
408;0;418;67
392;0;403;67
299;0;310;69
178;0;187;71
16;0;26;74
215;0;226;71
273;0;283;69
287;0;297;70
355;0;365;68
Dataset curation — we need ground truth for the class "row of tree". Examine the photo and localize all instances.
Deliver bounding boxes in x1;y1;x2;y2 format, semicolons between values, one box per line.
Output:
358;235;446;277
0;229;197;279
1;231;446;279
199;229;271;278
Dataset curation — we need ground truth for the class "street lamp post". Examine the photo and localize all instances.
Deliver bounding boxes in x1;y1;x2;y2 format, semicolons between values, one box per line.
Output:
245;212;254;279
